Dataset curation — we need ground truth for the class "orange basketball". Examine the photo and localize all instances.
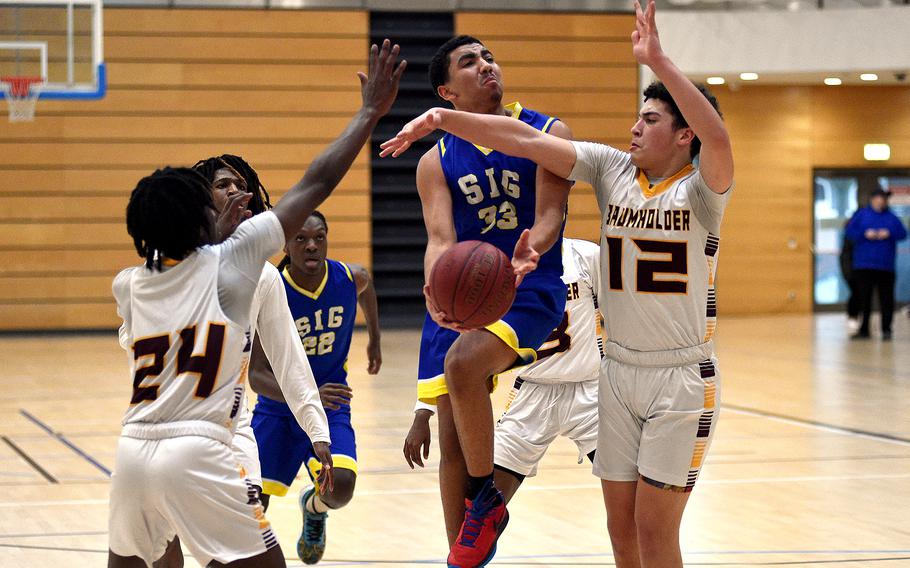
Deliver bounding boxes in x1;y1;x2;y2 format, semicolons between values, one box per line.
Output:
427;241;516;329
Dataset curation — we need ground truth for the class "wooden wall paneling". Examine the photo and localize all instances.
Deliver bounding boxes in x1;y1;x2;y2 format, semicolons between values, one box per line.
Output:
0;7;369;330
1;168;370;193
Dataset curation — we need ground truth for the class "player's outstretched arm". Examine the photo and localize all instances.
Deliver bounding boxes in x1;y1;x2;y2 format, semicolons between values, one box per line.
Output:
633;0;733;193
254;272;332;444
516;120;574;283
272;40;406;240
351;264;382;375
381;108;577;180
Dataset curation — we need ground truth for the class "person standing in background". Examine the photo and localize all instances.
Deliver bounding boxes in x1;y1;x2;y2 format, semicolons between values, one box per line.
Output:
846;188;907;340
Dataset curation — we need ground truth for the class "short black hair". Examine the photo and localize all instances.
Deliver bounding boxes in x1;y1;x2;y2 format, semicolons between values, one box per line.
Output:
276;210;328;271
126;167;215;271
642;81;721;159
429;35;484;101
192;154;273;215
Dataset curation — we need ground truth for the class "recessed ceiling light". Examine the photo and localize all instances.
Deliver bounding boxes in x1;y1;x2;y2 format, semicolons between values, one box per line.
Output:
706;77;725;85
824;77;842;86
740;72;759;81
860;73;878;81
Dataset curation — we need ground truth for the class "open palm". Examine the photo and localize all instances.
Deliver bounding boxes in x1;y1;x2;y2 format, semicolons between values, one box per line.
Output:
631;0;665;67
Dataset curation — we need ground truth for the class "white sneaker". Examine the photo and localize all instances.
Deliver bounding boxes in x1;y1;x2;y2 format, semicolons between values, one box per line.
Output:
847;318;860;333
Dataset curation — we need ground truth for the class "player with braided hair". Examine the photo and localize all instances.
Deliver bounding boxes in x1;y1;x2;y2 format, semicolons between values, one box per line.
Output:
125;167;217;271
108;39;404;568
193;154;274;215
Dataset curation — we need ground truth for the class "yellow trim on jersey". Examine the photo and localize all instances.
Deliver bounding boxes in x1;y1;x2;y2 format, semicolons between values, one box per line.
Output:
636;163;695;199
340;262;354;282
262;479;291;497
307;454;357;493
472;101;525;155
418;374;449;405
485;319;538;367
282;263;328;300
307;454;357;477
542;116;558;133
418;373;500;405
690;439;707;468
438;138;447;157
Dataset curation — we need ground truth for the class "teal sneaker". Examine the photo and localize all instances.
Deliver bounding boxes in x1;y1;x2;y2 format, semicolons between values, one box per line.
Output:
297;487;328;564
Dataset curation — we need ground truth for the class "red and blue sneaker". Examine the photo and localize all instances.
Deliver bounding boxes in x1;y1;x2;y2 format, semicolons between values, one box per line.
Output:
447;480;509;568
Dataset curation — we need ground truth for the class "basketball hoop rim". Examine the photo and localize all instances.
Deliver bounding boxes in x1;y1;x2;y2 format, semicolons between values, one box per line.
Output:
0;75;46;97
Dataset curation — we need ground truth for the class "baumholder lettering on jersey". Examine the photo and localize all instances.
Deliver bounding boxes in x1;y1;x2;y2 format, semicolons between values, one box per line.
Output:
605;204;690;232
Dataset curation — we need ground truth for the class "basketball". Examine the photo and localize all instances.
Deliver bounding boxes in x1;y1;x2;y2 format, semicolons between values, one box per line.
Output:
427;241;517;329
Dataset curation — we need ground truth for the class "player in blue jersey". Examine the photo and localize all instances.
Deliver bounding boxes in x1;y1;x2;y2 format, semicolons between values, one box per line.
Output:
249;210;381;565
415;36;573;567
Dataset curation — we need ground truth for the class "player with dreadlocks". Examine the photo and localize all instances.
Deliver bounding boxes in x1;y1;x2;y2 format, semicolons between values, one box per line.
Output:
194;154;274;215
150;152;333;567
108;39;404;568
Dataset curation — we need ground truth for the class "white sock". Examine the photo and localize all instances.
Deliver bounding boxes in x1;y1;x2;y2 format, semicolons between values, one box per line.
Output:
306;491;329;514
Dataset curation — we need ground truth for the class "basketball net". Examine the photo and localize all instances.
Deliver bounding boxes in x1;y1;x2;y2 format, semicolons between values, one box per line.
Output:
1;76;44;122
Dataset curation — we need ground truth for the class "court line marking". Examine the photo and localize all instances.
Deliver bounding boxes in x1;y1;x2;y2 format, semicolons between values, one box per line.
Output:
6;468;910;509
0;435;58;483
723;405;910;447
19;409;112;477
1;542;909;566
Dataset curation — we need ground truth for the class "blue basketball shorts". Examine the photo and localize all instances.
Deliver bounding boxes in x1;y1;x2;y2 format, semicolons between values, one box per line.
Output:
251;395;357;497
416;272;566;404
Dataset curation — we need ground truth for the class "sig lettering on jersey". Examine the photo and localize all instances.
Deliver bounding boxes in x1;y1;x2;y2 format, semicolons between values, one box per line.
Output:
458;168;521;234
605;204;691;232
295;306;344;356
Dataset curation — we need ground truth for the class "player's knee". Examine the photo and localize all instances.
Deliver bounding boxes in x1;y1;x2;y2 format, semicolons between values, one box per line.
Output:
607;511;636;538
634;510;678;550
321;469;356;509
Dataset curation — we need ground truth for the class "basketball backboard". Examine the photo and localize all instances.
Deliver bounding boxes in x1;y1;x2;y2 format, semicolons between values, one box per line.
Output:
0;0;105;101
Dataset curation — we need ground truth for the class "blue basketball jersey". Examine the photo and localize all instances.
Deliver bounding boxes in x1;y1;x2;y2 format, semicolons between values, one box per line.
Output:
438;102;565;276
282;259;357;386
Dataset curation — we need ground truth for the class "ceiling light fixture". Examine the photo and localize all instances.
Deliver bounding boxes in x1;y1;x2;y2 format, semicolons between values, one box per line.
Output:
864;144;890;161
740;72;759;81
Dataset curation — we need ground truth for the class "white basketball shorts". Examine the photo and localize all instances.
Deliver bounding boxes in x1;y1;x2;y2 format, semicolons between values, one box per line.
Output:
108;430;277;565
232;404;262;489
594;354;720;490
494;377;598;477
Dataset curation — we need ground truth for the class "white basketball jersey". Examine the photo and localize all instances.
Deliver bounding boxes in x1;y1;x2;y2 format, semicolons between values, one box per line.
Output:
570;141;731;353
114;212;284;433
115;248;251;430
520;238;604;384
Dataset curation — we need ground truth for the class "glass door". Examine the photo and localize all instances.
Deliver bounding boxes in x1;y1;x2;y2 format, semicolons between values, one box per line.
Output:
813;169;910;310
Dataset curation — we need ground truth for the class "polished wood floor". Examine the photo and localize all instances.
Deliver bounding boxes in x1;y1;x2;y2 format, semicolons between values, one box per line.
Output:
1;313;908;567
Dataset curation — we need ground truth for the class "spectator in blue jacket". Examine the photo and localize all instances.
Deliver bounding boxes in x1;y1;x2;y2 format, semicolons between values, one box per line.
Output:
845;188;907;340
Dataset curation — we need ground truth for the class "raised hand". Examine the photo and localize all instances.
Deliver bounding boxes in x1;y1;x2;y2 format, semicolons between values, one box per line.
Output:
215;192;252;242
511;228;540;288
631;0;665;68
379;108;445;158
312;441;334;495
359;39;407;118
